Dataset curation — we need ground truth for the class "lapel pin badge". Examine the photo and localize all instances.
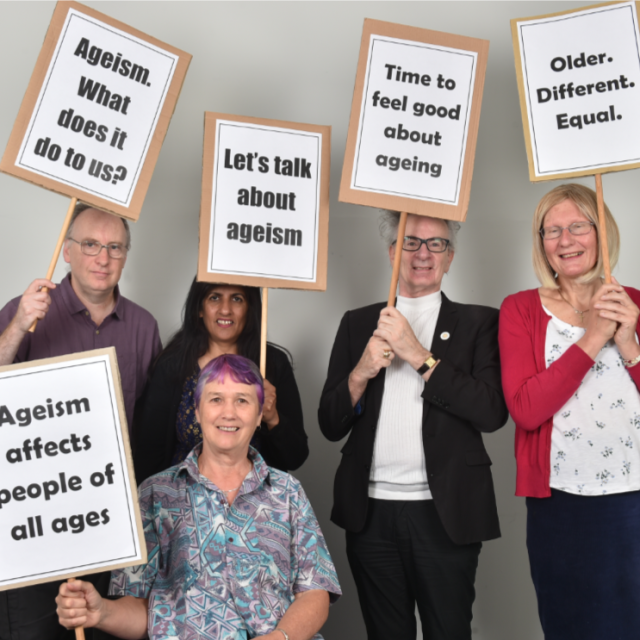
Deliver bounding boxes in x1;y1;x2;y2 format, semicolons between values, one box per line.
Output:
440;332;450;340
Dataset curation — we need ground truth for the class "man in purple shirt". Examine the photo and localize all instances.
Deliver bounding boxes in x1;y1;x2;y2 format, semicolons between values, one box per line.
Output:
0;203;161;640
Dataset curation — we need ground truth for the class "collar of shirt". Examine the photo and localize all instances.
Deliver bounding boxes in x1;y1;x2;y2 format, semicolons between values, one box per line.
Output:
397;289;442;312
59;273;124;321
173;443;271;496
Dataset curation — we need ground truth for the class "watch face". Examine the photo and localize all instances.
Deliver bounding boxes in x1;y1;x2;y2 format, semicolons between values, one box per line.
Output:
426;357;437;368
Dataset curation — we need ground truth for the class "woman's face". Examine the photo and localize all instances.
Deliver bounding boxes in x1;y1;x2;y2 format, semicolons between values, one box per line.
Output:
542;199;598;282
196;377;262;456
200;286;248;348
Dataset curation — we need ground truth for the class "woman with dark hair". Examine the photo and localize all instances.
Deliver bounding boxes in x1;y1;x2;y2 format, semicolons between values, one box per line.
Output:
133;279;308;484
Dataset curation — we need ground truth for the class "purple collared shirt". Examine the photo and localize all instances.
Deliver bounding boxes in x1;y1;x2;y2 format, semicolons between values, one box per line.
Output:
110;445;341;639
0;273;161;429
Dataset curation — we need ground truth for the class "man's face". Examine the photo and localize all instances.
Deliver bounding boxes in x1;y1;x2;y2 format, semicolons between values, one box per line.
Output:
389;215;454;298
63;208;128;300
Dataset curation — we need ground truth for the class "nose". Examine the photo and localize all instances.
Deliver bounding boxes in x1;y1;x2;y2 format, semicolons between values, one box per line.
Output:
95;245;110;263
219;297;231;314
558;227;575;244
415;242;431;259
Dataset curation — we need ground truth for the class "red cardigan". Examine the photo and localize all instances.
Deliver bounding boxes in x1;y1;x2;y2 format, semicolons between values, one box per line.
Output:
499;287;640;497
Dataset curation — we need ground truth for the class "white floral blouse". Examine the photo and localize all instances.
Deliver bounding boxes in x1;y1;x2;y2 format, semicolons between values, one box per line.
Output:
545;308;640;495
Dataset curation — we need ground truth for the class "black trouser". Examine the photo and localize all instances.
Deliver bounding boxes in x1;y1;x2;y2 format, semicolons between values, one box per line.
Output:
346;499;481;640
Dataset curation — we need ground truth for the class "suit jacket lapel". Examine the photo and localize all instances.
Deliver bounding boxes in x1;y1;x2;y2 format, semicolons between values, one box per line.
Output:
430;293;458;360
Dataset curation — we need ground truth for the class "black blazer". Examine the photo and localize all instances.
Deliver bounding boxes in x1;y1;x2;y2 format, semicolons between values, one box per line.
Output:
318;294;508;545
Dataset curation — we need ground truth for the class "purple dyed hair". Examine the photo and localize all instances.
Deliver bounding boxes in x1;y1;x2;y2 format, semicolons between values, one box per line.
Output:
195;354;264;410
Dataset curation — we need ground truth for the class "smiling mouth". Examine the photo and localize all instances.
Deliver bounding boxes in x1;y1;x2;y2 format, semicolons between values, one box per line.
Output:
560;251;584;259
217;319;233;326
218;426;239;432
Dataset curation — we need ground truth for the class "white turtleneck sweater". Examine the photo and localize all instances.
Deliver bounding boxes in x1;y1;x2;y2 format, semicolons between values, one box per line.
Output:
369;290;442;501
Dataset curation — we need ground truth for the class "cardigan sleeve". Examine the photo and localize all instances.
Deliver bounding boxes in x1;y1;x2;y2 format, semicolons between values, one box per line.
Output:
499;291;594;431
132;353;182;484
259;345;309;472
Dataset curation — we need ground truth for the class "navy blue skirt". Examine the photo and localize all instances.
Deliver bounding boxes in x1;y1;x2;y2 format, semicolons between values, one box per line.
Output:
527;488;640;640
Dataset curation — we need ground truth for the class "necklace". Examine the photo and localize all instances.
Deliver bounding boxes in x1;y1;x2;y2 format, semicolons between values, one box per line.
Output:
559;289;589;323
219;484;242;494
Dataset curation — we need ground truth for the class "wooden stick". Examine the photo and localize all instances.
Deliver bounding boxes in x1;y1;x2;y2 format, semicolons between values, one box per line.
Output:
260;287;268;377
387;211;408;307
29;197;78;332
66;577;86;640
594;174;612;284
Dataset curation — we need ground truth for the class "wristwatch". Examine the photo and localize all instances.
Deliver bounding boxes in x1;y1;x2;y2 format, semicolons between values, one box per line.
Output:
416;355;437;375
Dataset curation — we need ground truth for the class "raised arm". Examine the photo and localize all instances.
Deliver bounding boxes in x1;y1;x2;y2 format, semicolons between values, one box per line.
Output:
499;292;594;431
0;279;56;365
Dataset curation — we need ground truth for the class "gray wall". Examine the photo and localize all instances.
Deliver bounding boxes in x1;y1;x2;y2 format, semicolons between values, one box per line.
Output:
2;3;638;638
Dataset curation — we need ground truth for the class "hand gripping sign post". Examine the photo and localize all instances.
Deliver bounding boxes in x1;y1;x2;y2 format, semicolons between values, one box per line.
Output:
0;349;145;639
339;19;489;304
198;113;330;374
512;1;640;283
0;1;191;330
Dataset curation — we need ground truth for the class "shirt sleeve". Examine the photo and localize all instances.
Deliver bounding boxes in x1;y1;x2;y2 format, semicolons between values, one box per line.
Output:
109;484;161;599
289;480;341;603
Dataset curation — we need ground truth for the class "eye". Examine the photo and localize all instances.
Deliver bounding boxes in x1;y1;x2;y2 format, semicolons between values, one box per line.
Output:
232;296;245;303
83;240;98;249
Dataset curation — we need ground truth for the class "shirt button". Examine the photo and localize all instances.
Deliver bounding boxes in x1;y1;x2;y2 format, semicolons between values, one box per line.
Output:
85;311;89;316
95;330;99;335
228;537;233;542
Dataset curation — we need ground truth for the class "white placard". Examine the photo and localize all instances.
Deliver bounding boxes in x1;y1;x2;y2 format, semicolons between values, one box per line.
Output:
0;350;144;590
207;120;322;283
350;35;477;206
516;1;640;177
14;8;178;206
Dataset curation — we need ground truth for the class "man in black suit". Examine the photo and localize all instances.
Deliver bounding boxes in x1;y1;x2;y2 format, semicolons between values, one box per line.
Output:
318;212;508;640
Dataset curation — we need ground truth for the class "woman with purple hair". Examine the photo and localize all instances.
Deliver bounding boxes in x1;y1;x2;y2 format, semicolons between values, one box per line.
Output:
57;354;341;640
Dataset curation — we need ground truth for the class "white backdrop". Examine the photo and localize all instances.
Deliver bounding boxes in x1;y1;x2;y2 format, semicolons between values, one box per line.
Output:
2;3;639;638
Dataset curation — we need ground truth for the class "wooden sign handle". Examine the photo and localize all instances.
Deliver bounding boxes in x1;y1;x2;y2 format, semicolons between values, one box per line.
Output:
66;577;86;640
29;198;77;333
594;175;611;284
259;288;268;377
387;212;408;307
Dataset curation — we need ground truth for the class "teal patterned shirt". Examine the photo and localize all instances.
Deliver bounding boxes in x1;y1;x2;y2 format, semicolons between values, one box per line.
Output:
110;446;341;639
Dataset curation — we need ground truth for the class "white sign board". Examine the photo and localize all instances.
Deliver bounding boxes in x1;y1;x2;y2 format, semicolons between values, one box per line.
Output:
198;113;330;291
513;1;640;180
0;1;191;220
0;349;145;591
351;36;476;206
339;20;488;222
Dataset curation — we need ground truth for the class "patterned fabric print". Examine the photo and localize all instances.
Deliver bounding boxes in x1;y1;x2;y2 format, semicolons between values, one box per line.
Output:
172;371;201;465
110;446;341;640
544;308;640;496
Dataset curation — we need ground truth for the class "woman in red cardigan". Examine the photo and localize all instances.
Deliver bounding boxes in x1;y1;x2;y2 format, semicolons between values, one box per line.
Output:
499;183;640;640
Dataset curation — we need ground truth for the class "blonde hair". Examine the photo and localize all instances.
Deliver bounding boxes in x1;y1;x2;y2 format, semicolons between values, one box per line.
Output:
532;183;620;289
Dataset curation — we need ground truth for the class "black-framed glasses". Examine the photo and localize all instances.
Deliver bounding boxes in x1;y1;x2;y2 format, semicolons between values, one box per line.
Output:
539;221;595;240
68;238;127;259
394;236;450;253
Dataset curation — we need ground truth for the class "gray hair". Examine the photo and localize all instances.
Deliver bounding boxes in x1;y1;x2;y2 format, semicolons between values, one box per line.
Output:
379;210;460;251
66;202;132;251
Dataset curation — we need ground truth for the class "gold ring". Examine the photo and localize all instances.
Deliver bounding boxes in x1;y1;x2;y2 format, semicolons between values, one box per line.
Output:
383;350;391;359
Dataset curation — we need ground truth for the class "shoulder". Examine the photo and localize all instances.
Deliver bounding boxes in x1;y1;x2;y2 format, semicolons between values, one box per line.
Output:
341;301;386;326
444;296;498;324
118;295;159;330
138;465;186;502
500;288;539;311
266;467;306;501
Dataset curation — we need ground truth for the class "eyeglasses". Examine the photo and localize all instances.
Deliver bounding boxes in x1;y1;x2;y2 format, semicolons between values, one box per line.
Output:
393;236;450;253
68;238;127;259
539;221;595;240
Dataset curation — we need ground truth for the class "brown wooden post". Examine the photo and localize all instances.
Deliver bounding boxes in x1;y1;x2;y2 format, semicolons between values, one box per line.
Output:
387;211;408;307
